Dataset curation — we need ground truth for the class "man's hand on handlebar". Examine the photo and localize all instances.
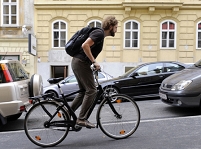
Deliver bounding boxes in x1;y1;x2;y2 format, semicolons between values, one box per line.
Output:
93;62;101;70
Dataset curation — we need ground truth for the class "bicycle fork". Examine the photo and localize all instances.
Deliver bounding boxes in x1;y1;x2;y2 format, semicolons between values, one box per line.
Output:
106;97;122;119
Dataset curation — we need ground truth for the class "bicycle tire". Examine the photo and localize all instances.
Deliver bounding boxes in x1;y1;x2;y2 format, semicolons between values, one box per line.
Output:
24;101;70;147
96;94;140;139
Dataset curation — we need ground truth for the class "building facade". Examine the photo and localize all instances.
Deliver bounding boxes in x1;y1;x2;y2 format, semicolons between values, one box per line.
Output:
2;0;201;86
34;0;201;85
0;0;35;76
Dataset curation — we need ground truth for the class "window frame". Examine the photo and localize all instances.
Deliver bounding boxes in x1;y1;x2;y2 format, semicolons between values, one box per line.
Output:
87;20;102;28
1;0;19;27
124;20;140;49
52;20;67;48
160;20;176;49
196;21;201;49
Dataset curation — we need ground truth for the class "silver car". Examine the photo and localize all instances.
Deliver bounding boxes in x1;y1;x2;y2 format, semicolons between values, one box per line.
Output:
43;72;113;100
0;60;30;124
159;60;201;107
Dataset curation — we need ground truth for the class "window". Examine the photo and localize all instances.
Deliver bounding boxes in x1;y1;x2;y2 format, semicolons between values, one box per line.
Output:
97;72;105;79
196;21;201;49
8;62;29;80
88;20;102;28
164;63;185;72
1;0;18;26
125;67;134;73
160;20;176;49
0;66;5;83
124;20;140;49
51;66;68;78
0;55;19;60
136;63;163;76
52;20;67;48
65;76;77;83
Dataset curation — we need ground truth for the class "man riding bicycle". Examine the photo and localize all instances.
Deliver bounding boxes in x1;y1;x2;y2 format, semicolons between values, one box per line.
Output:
70;16;118;128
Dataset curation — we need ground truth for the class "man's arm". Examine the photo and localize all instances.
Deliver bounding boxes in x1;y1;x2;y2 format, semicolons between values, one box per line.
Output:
82;38;101;69
82;38;95;63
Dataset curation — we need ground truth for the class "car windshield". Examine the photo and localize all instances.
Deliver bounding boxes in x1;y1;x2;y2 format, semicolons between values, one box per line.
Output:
7;62;29;81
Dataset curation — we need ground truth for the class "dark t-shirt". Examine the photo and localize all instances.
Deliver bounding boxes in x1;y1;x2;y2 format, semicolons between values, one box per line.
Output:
74;28;104;63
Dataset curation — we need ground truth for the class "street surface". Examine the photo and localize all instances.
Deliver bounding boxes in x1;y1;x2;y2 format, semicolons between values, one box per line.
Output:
1;99;201;149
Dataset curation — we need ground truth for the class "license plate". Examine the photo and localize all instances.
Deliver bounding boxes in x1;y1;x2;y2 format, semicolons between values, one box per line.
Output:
159;92;167;100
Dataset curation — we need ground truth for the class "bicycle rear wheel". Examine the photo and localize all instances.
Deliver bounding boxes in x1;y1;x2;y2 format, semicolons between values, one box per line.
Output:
97;94;140;139
24;101;70;147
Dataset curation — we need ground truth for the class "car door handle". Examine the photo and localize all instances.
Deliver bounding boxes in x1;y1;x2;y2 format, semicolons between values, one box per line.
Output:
159;75;164;78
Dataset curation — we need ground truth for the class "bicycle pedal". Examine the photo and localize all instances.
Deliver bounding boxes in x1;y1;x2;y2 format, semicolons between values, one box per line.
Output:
75;125;83;131
69;125;82;132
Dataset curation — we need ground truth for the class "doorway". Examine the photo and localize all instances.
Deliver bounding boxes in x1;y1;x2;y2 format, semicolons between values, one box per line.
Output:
51;66;68;78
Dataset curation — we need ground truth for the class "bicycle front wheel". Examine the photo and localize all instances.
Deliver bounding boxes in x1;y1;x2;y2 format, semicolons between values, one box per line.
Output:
24;101;70;147
97;94;140;139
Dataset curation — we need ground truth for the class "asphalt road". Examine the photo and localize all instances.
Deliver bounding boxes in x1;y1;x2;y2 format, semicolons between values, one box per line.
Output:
1;99;201;149
1;98;199;132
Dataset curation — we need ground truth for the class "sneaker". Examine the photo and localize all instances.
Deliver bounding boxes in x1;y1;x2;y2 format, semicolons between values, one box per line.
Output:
76;119;95;129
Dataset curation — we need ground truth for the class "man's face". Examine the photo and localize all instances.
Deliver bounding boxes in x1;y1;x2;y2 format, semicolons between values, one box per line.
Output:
110;24;118;37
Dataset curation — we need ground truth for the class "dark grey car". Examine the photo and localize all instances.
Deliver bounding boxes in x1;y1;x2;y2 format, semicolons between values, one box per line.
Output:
159;60;201;107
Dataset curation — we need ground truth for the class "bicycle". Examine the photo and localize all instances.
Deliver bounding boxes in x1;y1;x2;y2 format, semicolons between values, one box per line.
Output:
24;69;141;147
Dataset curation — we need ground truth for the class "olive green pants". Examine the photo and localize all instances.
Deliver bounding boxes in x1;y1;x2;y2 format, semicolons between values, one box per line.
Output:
70;57;97;120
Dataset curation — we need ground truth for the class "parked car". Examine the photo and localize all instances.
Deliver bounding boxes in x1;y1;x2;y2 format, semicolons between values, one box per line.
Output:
159;59;201;107
100;61;190;99
43;71;113;100
0;60;30;124
47;77;64;84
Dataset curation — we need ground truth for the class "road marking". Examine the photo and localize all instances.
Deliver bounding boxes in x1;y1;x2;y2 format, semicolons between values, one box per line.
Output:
152;102;164;105
1;115;201;134
140;115;201;123
0;130;25;134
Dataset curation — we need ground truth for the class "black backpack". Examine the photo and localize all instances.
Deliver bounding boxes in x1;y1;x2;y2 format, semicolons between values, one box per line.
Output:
65;26;99;57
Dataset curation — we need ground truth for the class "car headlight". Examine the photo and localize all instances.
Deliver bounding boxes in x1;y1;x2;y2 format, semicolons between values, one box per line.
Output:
171;80;192;91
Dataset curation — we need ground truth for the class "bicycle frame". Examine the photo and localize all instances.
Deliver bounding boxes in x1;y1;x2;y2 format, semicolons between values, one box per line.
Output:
30;69;122;130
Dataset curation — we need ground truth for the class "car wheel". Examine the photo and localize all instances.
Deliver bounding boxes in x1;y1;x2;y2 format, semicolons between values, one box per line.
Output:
45;90;58;98
7;113;22;121
104;86;119;102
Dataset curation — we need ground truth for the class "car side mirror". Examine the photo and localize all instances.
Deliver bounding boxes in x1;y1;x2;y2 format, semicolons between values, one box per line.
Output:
131;72;138;77
61;80;65;84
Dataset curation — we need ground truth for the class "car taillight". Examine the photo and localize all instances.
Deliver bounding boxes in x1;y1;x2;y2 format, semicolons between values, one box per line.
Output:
0;64;13;82
20;105;26;112
29;99;33;104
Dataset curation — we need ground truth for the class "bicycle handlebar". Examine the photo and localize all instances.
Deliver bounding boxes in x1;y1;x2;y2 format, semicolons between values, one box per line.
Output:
91;65;101;85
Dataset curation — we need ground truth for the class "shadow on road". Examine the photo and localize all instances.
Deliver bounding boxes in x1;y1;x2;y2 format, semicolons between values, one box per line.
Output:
163;106;201;116
0;118;24;132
